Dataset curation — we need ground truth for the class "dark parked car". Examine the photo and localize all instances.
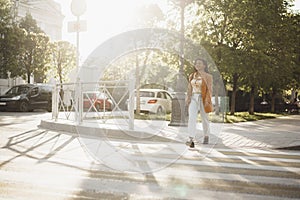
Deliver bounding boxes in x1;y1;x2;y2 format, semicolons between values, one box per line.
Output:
0;84;52;112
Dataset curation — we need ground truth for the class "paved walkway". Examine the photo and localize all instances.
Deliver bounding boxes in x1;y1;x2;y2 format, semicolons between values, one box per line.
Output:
1;112;300;199
40;114;300;150
219;115;300;149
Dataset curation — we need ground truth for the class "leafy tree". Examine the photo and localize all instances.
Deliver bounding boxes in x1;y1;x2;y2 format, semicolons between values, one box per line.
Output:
0;0;14;78
191;0;248;114
287;13;300;103
18;13;51;83
1;25;26;78
131;4;164;114
19;12;43;33
266;13;298;112
0;0;12;29
50;41;76;84
133;4;164;27
190;0;297;114
239;0;294;114
48;40;76;101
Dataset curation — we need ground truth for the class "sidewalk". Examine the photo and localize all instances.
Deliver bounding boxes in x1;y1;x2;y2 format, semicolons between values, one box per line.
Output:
2;113;300;199
39;114;300;150
219;115;300;149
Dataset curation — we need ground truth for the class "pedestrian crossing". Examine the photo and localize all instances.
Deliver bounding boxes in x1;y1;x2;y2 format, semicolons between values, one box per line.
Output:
0;129;300;200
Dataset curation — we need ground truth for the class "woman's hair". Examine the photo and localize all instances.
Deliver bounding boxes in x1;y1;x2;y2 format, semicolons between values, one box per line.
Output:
194;58;209;73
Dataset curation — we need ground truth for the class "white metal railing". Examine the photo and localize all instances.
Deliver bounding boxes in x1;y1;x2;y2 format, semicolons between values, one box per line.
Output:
52;78;135;130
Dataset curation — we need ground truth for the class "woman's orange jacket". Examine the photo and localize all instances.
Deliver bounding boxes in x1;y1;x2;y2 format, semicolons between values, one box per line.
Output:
187;72;213;113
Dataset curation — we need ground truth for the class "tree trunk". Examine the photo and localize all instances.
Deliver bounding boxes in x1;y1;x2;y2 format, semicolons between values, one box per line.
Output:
249;85;255;115
59;79;64;104
27;71;31;83
271;88;276;113
230;73;238;115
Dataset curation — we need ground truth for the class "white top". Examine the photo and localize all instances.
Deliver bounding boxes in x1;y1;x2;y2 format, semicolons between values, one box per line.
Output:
191;78;202;93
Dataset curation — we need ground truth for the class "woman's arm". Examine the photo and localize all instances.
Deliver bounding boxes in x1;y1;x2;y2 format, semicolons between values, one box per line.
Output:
206;74;213;99
203;73;213;113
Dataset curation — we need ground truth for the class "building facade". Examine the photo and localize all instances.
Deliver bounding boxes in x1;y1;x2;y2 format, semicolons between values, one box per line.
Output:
15;0;64;41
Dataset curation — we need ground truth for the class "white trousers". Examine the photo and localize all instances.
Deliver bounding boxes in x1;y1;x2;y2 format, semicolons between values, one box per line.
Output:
188;93;210;139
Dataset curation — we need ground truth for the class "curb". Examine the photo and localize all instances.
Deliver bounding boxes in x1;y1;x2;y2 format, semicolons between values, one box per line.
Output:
39;120;180;143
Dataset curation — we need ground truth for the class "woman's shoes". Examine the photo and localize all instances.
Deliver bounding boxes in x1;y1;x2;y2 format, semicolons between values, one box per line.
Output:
203;136;209;144
186;136;209;147
185;137;195;148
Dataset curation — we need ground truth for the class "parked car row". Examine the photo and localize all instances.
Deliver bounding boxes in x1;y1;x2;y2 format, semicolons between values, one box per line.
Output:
57;88;174;114
0;84;52;112
3;85;238;115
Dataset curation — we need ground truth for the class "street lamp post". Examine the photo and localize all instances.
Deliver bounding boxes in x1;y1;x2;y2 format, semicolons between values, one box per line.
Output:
70;0;86;74
169;0;193;126
70;0;86;124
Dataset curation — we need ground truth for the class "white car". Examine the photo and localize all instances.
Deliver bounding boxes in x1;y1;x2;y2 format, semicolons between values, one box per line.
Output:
128;89;173;114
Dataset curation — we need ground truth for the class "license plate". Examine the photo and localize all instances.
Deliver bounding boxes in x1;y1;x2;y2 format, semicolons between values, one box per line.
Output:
0;102;6;106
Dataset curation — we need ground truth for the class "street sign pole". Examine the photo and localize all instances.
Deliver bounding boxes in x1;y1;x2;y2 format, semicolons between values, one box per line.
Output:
70;0;86;122
76;16;80;74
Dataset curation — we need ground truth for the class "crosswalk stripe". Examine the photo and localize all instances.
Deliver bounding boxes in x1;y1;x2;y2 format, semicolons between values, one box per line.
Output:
1;129;300;199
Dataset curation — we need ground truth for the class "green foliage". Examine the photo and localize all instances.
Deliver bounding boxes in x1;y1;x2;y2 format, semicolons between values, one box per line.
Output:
17;13;50;83
1;8;76;84
134;113;170;121
102;50;178;90
0;0;12;27
0;0;14;78
189;0;299;114
133;112;283;123
19;13;44;34
50;41;76;84
224;112;283;123
0;0;299;114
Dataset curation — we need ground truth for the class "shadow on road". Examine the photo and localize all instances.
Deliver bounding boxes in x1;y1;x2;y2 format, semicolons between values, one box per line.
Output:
0;129;78;169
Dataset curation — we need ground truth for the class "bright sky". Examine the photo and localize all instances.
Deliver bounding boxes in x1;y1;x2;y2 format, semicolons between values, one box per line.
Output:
54;0;169;64
55;0;300;65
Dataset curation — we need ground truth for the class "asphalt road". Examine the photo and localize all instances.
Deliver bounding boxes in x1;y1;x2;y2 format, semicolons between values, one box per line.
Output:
0;111;300;199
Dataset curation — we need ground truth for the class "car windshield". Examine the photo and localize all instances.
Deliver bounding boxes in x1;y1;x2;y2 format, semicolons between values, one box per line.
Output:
137;91;155;97
6;86;29;95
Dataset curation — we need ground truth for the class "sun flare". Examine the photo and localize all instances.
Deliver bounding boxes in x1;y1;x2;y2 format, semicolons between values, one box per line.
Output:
86;0;161;29
60;0;168;61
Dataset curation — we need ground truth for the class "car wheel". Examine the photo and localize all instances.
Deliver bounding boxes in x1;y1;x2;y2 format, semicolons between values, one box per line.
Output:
47;103;52;112
95;104;101;111
19;101;29;112
156;106;164;115
109;104;114;111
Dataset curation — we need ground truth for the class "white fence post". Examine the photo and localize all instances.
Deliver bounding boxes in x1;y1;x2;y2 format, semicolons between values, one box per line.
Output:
52;79;133;129
75;78;83;125
75;78;79;124
52;83;59;121
128;76;135;130
78;80;83;124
